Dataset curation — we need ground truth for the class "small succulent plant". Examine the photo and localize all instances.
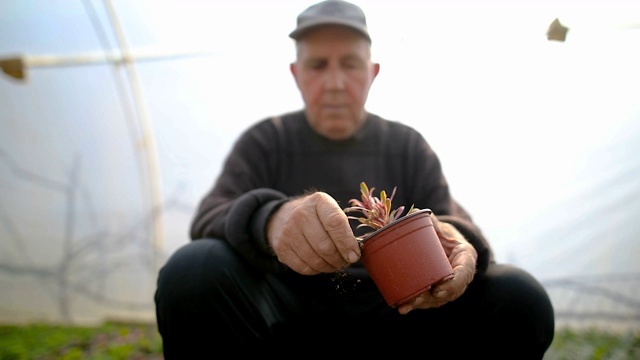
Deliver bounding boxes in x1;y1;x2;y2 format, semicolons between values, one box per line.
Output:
343;182;418;237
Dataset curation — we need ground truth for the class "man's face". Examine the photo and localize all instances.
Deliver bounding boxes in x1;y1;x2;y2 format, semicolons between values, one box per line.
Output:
290;26;380;141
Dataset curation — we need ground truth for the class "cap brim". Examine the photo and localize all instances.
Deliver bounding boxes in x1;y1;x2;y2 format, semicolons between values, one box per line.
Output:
289;18;370;42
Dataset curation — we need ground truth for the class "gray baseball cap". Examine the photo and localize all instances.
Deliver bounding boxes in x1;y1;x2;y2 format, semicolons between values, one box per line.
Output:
289;0;371;42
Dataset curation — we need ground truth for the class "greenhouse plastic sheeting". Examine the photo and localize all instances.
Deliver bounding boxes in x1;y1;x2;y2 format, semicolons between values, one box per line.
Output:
1;0;639;328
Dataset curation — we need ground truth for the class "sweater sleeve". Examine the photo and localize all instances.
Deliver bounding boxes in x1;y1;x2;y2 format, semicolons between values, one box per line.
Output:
391;122;494;276
190;118;291;273
224;189;289;273
436;214;493;276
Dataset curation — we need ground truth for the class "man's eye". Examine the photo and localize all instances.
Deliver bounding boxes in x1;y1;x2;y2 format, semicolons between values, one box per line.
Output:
308;62;326;70
343;61;361;69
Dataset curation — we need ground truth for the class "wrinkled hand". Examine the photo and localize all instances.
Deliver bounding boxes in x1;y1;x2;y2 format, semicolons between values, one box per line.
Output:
267;192;361;275
397;214;478;315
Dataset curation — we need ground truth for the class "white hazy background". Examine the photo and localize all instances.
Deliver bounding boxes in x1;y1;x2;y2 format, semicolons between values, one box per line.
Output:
1;0;639;327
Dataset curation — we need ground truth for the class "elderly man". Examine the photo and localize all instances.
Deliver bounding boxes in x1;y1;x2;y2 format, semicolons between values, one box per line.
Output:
155;1;555;357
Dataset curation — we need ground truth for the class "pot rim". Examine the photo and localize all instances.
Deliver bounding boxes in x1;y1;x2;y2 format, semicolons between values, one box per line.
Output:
358;208;433;245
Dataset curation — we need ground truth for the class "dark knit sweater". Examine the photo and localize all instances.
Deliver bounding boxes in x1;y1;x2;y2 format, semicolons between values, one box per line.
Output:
191;110;494;275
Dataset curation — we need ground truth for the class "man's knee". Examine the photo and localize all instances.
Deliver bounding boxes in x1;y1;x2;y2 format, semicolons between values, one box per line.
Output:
485;264;554;313
481;264;556;354
155;239;239;302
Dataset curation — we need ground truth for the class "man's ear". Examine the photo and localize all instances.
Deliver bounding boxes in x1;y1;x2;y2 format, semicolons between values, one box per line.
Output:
290;62;302;89
372;62;380;78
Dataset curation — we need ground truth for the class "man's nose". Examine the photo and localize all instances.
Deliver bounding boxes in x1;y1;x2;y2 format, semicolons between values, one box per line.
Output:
324;67;345;90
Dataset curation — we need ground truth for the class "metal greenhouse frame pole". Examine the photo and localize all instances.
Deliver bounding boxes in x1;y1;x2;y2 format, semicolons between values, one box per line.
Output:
0;2;214;274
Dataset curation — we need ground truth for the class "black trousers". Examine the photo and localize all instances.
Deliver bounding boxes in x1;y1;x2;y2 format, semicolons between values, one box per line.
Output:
155;238;555;358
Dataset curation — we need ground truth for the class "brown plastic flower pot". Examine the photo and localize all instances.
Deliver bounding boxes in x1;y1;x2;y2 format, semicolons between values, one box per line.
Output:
359;209;454;307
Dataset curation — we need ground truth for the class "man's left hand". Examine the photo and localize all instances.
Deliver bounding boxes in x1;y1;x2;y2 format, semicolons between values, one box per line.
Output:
396;217;478;314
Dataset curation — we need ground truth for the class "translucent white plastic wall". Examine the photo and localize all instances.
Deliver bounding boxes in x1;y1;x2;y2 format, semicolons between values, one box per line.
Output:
1;0;638;327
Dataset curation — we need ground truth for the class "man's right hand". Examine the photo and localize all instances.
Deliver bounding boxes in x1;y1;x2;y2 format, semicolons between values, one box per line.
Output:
266;192;361;275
